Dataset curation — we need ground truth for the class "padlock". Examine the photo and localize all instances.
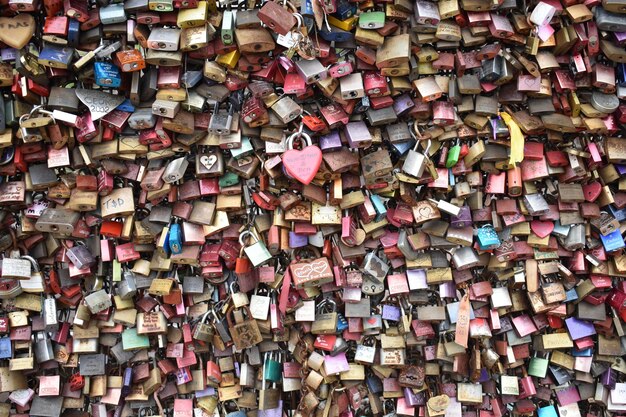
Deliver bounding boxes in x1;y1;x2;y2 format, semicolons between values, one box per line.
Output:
239;231;271;267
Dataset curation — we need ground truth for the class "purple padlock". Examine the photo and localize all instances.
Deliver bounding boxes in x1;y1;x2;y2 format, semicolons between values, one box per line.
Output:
381;304;401;321
439;281;456;298
564;317;596;340
406;269;427;290
1;48;17;61
614;31;626;44
404;387;425;406
392;93;415;116
344;121;372;149
288;232;308;248
615;163;626;176
319;131;343;152
600;368;617;389
450;206;472;228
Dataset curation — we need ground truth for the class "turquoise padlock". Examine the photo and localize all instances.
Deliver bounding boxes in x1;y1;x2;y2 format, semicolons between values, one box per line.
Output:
538;405;558;417
477;225;501;250
263;352;282;383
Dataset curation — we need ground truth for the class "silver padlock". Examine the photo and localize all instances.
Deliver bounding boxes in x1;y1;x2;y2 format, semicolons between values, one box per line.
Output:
272;96;302;124
18;114;44;143
99;3;127;24
147;27;181;51
182;90;206;113
208;103;233;135
451;247;480;270
397;229;419;261
403;137;430;178
152;99;180;118
340;73;365;99
84;288;112;314
295;59;328;84
34;332;55;363
117;270;137;300
240;362;256;387
162;156;189;183
386;123;412;144
128;108;156;130
562;224;586;251
43;295;58;333
361;251;389;283
66;243;96;270
1;252;31;280
239;231;272;267
366;106;397;126
523;193;550;216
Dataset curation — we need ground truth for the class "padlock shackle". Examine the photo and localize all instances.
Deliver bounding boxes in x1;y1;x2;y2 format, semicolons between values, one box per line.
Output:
286;131;312;150
239;230;259;246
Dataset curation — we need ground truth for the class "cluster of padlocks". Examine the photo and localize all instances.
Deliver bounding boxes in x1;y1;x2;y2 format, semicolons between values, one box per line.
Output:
0;0;625;416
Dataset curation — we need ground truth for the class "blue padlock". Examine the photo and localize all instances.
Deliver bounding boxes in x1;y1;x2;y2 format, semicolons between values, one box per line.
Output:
335;0;356;20
564;288;578;303
94;61;122;88
169;223;183;255
0;337;11;359
67;19;80;47
336;312;348;332
618;62;626;86
117;99;135;113
538;405;558;417
600;229;625;252
39;44;74;68
571;347;593;357
319;26;354;43
608;204;626;222
391;140;414;157
301;0;314;16
370;194;387;222
477;225;501;250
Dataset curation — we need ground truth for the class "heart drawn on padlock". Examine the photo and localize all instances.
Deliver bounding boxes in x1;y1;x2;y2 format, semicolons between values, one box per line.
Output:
530;220;554;238
282;132;322;185
0;14;35;49
201;155;217;170
582;182;602;202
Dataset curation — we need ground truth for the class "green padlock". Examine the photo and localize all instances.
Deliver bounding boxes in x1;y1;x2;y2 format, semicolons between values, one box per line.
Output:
446;142;461;168
219;172;240;188
358;11;386;29
263;352;282;383
528;352;550;378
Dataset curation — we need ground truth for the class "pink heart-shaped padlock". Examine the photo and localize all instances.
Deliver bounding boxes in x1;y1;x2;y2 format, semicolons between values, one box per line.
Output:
530;220;554;238
582;181;602;202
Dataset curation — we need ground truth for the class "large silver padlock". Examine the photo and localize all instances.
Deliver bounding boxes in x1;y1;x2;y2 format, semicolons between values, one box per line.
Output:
84;288;112;314
117;270;137;300
43;296;58;333
208;103;233;135
239;231;272;267
34;332;55;363
162;156;189;183
361;251;389;283
272;96;302;124
562;224;586;251
1;251;32;280
66;243;96;270
295;59;328;84
523;193;550;216
451;247;480;270
403;132;431;178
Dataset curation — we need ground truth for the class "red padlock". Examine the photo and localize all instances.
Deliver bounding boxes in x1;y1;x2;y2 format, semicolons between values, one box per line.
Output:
69;373;85;391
